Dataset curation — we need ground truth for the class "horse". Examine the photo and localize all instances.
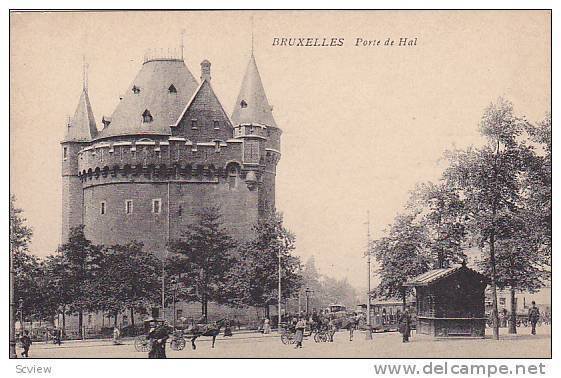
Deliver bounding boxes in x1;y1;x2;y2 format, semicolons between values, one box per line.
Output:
187;319;227;350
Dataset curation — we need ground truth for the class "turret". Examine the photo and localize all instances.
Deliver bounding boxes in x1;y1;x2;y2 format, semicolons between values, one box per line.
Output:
231;53;281;213
61;87;97;242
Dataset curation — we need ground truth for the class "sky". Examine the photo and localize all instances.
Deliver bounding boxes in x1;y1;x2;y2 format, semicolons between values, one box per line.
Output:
10;11;550;290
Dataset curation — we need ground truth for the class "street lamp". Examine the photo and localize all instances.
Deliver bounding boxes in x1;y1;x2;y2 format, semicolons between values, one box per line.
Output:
170;276;178;329
19;298;24;332
305;288;314;317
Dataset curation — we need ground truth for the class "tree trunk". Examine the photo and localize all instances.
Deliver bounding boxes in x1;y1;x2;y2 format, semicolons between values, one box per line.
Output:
62;309;66;338
114;312;118;328
489;232;500;340
401;288;407;311
130;308;135;330
509;288;517;334
78;310;83;338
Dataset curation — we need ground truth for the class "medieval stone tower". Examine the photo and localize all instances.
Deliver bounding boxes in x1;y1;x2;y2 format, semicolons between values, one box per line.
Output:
61;50;281;254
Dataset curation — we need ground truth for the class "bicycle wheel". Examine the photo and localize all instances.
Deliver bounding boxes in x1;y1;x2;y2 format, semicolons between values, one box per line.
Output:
314;332;320;343
281;333;289;345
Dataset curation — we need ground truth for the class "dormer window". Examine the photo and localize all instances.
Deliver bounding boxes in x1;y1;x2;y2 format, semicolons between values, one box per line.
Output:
191;119;198;129
213;120;220;129
240;100;248;108
132;85;141;94
142;109;153;123
168;84;177;94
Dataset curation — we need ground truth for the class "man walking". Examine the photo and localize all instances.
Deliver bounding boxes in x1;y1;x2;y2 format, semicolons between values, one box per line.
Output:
20;330;32;358
399;308;412;343
528;301;540;335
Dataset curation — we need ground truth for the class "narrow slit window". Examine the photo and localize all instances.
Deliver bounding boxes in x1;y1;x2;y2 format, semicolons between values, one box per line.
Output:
63;147;68;160
152;199;161;214
125;200;133;215
100;201;106;215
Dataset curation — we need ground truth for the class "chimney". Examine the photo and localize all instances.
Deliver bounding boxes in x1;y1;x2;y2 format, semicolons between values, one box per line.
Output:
200;59;211;82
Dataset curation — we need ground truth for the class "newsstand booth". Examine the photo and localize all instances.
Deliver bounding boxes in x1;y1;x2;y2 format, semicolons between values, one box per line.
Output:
405;264;489;337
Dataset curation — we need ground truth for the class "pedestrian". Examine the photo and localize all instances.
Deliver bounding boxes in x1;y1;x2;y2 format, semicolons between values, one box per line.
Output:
113;326;122;345
328;316;336;342
20;330;32;358
224;318;233;337
263;317;271;334
398;308;412;343
528;301;540;335
294;317;306;349
148;323;169;358
53;326;62;345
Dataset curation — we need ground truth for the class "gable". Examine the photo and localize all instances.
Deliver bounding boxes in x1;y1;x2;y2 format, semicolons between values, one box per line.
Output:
172;80;233;142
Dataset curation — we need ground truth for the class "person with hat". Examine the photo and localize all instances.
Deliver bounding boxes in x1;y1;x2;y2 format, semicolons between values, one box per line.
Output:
148;322;169;358
528;301;541;335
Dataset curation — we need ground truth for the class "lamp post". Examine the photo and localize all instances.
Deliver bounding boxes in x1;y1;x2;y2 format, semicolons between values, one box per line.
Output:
19;298;24;332
365;211;373;340
305;288;314;317
170;276;177;328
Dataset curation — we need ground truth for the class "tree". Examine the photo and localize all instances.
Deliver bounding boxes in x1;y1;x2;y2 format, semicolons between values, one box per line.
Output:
168;206;237;320
9;195;33;357
93;242;160;328
240;210;302;316
408;182;467;268
56;225;103;337
373;212;432;309
443;97;528;339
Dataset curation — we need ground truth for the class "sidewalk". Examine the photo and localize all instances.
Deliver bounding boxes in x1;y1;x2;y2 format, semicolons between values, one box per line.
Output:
32;330;279;350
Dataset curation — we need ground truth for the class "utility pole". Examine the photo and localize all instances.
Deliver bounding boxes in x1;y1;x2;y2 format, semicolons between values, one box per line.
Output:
365;210;373;340
278;250;282;331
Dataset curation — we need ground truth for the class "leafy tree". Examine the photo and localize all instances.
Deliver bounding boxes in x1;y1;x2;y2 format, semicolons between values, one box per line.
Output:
373;212;432;309
168;206;237;320
408;182;467;268
93;242;161;328
443;97;529;339
56;225;103;337
239;210;302;316
10;196;35;337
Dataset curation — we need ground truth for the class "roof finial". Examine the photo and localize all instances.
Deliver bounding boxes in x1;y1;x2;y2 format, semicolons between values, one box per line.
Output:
180;29;186;60
82;55;88;91
251;15;254;56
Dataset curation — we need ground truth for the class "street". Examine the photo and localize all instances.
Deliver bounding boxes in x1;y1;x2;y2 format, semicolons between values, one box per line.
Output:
20;325;551;359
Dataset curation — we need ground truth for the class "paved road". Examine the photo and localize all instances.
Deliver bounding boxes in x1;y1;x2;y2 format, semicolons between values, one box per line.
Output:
21;325;551;358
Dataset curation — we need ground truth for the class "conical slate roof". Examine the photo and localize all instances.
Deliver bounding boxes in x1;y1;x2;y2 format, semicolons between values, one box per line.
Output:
63;88;98;142
231;54;278;128
96;58;199;139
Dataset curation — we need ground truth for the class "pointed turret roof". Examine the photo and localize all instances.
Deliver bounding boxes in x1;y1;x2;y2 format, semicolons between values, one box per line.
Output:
63;88;98;142
231;54;278;128
95;58;199;140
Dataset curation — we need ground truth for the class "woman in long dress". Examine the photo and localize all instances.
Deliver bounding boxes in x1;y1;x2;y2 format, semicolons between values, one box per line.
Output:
294;318;306;349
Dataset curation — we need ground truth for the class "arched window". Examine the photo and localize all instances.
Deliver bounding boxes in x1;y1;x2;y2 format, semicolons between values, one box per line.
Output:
168;84;177;94
240;100;248;108
142;109;153;123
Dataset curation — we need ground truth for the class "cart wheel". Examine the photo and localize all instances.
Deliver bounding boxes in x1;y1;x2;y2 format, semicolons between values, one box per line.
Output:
170;337;186;351
134;336;150;352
